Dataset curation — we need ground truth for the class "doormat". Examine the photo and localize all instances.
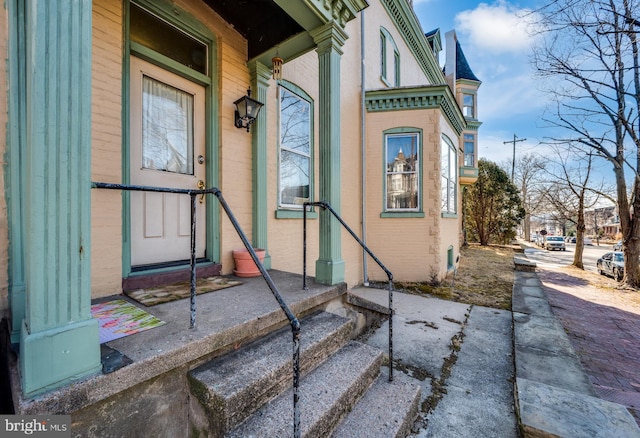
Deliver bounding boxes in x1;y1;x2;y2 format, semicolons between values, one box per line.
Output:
91;299;166;344
124;276;242;307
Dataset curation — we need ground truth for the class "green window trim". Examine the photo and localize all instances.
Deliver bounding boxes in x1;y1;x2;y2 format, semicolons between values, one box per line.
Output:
382;127;423;217
275;209;318;219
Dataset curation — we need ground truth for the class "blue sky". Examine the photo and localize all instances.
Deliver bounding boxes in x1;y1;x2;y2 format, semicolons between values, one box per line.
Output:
412;0;548;167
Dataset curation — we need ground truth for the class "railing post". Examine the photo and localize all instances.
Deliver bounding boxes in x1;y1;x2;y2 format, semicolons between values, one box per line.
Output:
303;206;308;290
190;193;197;329
388;279;393;382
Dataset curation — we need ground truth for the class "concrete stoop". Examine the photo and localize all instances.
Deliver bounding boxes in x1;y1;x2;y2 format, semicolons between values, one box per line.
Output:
188;310;421;437
512;268;640;437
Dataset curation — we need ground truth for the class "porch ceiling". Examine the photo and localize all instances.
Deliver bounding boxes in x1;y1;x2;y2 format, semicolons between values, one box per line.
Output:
203;0;304;59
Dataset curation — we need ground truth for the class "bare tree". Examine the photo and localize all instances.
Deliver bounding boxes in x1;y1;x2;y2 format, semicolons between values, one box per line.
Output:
512;154;547;242
533;0;640;286
540;149;606;268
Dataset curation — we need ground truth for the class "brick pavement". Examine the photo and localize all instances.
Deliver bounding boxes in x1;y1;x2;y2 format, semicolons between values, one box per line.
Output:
536;267;640;426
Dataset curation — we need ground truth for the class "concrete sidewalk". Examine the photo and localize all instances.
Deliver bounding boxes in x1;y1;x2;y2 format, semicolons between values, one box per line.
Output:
350;287;518;437
350;259;640;437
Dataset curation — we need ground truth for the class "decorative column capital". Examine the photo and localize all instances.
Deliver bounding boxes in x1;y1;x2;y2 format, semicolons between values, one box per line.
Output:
309;22;348;55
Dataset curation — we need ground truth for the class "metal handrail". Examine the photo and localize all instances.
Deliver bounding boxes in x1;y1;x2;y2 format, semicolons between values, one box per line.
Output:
92;182;302;438
302;201;395;382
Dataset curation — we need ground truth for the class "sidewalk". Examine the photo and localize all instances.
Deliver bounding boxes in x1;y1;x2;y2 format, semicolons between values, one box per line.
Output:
536;266;640;426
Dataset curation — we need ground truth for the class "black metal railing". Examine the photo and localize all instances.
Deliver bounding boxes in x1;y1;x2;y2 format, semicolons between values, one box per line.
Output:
302;201;395;382
92;182;302;437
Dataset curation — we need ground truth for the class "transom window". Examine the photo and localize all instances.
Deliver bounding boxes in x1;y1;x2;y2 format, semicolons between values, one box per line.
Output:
279;85;312;208
385;133;419;211
130;3;208;75
441;135;457;214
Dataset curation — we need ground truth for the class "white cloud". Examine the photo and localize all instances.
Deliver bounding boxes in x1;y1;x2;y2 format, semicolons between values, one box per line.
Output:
455;1;539;54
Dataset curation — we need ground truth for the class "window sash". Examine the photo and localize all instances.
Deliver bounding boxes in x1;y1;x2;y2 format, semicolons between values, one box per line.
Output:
441;138;457;213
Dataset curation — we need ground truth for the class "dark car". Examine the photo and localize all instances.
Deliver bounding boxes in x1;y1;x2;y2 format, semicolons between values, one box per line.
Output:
597;251;624;281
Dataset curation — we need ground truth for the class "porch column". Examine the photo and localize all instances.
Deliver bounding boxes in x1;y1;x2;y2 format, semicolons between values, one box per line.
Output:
19;0;101;397
249;61;271;269
310;23;347;285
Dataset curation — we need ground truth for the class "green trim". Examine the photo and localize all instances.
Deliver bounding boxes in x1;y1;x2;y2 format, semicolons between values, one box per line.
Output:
123;0;220;274
6;0;26;343
130;42;211;86
365;85;466;135
441;213;458;219
380;0;444;85
380;212;425;218
276;209;318;219
382;127;424;214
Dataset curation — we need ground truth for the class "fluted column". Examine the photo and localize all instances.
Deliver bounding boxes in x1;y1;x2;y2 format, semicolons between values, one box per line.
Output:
19;0;101;397
249;61;271;268
310;23;347;285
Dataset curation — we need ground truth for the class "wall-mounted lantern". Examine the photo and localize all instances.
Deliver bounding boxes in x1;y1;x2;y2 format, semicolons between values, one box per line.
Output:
234;88;264;132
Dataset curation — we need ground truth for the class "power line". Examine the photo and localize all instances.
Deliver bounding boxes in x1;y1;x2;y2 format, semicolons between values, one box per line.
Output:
504;134;527;181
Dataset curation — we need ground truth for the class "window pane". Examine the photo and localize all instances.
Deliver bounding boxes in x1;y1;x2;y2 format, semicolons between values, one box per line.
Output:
386;134;419;210
279;86;311;208
142;76;194;174
130;3;207;75
280;150;309;205
280;89;310;155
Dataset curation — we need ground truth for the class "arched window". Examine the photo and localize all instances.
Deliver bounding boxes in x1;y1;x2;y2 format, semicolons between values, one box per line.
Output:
380;27;400;87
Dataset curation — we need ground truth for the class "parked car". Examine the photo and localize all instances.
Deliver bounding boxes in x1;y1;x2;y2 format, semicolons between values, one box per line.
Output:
613;240;623;251
570;237;577;243
530;234;538;243
597;251;624;281
583;237;593;245
544;236;566;251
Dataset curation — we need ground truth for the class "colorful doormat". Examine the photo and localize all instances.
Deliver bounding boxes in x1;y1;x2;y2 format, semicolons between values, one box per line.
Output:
125;276;242;307
91;299;166;344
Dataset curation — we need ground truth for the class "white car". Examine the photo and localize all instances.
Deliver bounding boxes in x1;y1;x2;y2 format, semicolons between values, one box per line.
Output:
583;237;593;245
544;236;566;251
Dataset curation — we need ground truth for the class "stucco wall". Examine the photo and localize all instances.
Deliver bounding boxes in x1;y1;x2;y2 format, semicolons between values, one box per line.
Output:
0;4;9;316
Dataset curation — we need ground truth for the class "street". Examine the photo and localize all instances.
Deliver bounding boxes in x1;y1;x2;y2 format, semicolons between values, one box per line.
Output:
525;241;616;273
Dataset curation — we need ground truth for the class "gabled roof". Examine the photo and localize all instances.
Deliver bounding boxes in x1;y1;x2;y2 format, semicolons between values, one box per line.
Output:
455;40;480;83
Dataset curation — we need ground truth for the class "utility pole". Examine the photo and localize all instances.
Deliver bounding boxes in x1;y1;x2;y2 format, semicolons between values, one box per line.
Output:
504;134;527;181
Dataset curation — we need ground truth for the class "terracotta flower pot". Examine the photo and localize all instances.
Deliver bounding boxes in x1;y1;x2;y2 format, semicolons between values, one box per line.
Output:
232;248;266;277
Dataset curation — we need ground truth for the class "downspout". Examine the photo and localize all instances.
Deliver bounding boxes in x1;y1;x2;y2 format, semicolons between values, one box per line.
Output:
360;10;369;286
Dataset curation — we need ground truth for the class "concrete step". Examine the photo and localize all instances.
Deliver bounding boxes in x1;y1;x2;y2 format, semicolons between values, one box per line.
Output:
331;368;421;438
188;311;354;435
227;340;384;438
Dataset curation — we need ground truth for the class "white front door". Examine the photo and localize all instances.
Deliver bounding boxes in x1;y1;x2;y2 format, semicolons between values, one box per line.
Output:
129;56;206;267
